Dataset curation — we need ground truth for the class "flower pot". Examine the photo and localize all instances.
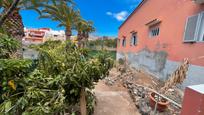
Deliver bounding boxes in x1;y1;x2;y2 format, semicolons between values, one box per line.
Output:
149;92;169;112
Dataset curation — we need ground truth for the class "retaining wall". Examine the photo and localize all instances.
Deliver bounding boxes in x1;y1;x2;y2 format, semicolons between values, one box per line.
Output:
117;49;204;89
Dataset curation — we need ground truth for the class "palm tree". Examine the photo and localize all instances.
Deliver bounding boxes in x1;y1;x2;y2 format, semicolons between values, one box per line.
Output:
0;0;49;39
39;1;79;40
75;18;87;47
82;21;95;41
0;0;72;57
0;0;49;58
0;0;21;26
0;0;47;57
75;20;95;47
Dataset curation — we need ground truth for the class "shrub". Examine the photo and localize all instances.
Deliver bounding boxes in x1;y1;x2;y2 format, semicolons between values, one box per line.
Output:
0;33;20;59
0;41;113;114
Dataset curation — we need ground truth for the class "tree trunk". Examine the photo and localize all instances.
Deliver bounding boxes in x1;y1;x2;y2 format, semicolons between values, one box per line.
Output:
77;31;83;47
80;87;87;115
84;32;89;48
0;0;21;26
2;8;25;58
65;27;72;41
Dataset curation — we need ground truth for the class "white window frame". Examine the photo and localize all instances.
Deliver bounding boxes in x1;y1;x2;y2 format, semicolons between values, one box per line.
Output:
183;11;204;42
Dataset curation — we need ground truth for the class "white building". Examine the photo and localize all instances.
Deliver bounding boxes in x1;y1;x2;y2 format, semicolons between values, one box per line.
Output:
23;28;66;45
44;29;66;42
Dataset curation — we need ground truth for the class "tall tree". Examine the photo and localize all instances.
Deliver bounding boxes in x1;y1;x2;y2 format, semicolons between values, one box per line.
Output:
74;20;95;115
39;1;79;40
0;0;49;39
0;0;72;57
0;0;49;57
75;20;95;47
82;21;95;41
80;21;95;47
0;0;20;26
75;18;87;47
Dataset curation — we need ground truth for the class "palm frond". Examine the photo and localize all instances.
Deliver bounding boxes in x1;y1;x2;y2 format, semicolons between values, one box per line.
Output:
39;1;80;31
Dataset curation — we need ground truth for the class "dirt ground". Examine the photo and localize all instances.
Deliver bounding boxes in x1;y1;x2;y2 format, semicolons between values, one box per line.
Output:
93;81;140;115
93;67;183;115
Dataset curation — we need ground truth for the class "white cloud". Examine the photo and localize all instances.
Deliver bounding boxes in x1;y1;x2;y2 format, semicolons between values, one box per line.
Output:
106;12;113;16
113;11;128;21
106;11;129;21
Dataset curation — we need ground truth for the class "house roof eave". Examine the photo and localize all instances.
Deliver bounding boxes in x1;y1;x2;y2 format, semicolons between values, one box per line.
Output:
119;0;147;29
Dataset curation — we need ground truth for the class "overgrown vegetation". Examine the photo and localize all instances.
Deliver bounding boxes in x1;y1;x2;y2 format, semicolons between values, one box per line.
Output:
0;36;113;114
1;0;108;114
88;38;117;49
0;33;20;58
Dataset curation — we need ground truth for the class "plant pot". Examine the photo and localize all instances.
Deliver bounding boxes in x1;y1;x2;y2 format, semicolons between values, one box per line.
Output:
149;92;169;112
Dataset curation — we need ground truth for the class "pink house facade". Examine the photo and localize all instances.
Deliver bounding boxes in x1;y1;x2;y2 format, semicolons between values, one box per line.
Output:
117;0;204;88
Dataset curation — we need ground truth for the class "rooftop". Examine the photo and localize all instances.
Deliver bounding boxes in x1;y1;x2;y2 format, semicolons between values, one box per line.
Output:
119;0;146;29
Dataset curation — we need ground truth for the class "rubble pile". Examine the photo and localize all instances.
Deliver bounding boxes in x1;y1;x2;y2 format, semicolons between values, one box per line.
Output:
124;80;180;115
104;77;116;86
104;67;182;115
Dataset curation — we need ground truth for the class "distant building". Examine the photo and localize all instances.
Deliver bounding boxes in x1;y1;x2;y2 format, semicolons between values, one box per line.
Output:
23;28;65;45
117;0;204;88
44;29;65;42
23;28;65;59
24;28;45;44
88;35;101;41
89;36;117;41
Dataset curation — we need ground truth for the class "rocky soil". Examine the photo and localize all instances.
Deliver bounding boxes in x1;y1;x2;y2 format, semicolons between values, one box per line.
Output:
104;66;183;115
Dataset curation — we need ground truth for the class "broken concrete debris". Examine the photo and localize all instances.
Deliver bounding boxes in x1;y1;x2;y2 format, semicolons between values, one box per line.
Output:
104;67;182;115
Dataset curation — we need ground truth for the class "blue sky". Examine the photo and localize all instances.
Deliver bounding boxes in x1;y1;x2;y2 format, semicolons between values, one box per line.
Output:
20;0;142;37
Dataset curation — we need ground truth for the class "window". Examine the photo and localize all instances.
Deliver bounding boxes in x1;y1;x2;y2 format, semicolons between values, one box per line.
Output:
122;38;126;47
131;32;137;46
149;27;160;37
198;12;204;41
184;12;204;42
54;35;58;37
